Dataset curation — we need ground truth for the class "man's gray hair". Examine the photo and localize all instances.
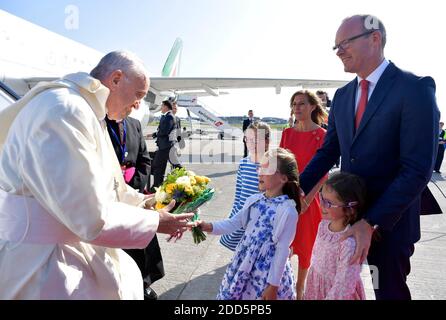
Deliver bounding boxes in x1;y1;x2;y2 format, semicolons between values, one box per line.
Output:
345;14;387;49
90;50;148;81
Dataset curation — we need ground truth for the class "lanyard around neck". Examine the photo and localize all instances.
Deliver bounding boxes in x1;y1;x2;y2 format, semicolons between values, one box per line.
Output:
107;119;127;163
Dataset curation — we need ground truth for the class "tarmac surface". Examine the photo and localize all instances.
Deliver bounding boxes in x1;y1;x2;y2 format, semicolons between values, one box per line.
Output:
144;127;446;300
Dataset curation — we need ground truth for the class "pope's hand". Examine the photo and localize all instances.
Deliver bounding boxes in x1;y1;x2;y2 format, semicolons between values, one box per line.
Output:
156;200;195;241
143;194;156;209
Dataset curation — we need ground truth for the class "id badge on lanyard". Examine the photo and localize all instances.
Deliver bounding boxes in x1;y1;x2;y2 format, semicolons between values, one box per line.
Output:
108;119;128;164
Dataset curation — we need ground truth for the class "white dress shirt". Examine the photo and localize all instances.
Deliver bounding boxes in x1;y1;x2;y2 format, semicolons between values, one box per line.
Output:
355;59;390;112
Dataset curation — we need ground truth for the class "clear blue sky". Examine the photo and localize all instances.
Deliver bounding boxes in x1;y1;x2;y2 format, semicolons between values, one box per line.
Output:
1;0;445;119
0;0;257;77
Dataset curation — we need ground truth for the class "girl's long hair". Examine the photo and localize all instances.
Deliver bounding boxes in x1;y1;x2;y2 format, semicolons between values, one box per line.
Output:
266;147;301;213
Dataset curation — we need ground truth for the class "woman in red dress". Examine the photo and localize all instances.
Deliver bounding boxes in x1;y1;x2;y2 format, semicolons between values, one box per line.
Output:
279;90;328;299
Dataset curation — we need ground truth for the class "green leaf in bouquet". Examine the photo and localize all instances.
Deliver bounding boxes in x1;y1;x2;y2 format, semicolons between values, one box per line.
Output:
192;226;207;244
165;167;187;184
171;188;214;245
172;188;215;214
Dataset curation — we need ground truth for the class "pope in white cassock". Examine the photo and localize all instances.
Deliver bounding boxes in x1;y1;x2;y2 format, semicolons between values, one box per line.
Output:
0;51;193;299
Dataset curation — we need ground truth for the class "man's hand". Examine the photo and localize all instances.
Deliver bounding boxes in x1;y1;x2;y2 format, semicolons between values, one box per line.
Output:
156;200;195;240
298;188;309;213
340;219;374;265
261;285;278;300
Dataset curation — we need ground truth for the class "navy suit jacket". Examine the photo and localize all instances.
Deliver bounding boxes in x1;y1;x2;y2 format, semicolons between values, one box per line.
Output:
300;62;439;244
243;118;253;132
153;112;175;150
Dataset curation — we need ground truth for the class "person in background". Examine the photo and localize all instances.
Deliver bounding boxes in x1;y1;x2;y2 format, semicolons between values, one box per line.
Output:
106;116;151;192
434;121;445;173
219;121;271;251
106;115;164;300
168;97;183;168
242;109;255;157
316;91;339;167
316;91;330;130
149;100;175;192
288;108;295;128
316;90;332;110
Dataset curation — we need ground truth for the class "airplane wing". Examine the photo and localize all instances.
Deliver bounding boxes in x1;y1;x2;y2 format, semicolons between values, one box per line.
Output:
15;76;348;97
149;77;348;96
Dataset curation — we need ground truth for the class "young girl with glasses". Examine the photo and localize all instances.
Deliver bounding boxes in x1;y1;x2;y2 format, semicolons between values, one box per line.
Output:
198;148;300;300
219;121;271;251
304;172;367;300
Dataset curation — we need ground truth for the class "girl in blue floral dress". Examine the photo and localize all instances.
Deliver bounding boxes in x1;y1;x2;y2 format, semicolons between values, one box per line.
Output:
199;148;300;300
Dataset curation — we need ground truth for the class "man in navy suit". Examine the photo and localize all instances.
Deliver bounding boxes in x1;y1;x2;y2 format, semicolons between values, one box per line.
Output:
242;110;254;157
299;15;439;300
150;100;175;192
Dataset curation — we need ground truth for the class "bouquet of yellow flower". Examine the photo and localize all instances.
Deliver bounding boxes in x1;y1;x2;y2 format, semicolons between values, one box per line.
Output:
154;167;214;244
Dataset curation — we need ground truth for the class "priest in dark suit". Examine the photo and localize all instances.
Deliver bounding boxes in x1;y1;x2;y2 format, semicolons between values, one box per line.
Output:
106;115;165;300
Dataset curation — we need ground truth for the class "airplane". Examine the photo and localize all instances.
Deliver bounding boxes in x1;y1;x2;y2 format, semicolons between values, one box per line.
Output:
0;9;348;138
0;9;443;219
